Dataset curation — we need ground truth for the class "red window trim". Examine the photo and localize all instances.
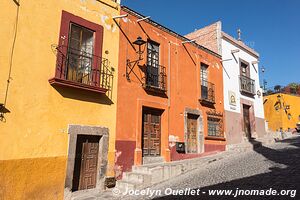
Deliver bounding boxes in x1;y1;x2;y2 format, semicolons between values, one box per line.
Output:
56;11;104;83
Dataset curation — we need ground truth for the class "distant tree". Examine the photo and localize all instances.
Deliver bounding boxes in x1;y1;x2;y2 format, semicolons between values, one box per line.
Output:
288;83;299;94
266;89;273;95
274;85;281;92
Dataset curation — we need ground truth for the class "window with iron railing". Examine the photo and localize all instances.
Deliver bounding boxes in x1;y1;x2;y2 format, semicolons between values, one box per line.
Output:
239;60;255;95
51;20;113;93
207;117;223;137
144;41;166;92
200;63;215;103
201;79;215;104
55;45;113;91
239;75;255;95
67;23;95;85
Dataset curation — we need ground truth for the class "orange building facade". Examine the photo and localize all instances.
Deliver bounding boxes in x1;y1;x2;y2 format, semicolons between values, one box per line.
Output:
115;7;225;177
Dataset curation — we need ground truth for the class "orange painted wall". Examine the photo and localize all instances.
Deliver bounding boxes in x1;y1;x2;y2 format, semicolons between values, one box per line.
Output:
115;8;225;175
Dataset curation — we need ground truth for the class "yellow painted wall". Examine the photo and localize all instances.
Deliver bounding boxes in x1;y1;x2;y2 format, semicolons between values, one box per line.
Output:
264;93;300;132
0;0;120;199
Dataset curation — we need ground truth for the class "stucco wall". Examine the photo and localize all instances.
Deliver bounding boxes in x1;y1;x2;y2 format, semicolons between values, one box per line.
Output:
221;37;266;141
221;38;264;119
115;8;225;175
0;0;120;199
264;93;300;131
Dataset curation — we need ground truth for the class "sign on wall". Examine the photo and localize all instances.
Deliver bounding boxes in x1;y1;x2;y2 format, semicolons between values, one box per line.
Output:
228;91;237;106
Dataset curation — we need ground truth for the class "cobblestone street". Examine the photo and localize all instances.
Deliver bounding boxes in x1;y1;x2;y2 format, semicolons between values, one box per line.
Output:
100;135;300;200
150;135;300;199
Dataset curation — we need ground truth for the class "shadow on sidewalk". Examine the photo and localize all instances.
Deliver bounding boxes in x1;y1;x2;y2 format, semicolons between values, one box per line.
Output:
155;136;300;200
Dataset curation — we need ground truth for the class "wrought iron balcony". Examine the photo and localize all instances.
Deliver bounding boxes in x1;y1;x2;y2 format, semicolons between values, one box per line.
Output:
200;80;215;104
239;75;255;95
143;65;167;92
49;45;113;94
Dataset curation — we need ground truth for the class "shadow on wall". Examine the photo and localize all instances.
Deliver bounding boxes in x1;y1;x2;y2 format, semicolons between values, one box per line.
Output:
53;86;113;105
155;136;300;200
0;105;11;123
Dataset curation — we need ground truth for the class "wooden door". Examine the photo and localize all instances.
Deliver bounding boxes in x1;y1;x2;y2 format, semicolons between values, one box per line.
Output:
73;135;100;191
186;114;198;153
142;109;161;157
67;23;94;84
243;105;251;139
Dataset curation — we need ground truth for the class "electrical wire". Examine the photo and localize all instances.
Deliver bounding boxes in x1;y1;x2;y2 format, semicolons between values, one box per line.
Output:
4;0;20;106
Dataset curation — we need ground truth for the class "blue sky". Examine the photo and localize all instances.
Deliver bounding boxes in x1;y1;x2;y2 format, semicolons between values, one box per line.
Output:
122;0;300;89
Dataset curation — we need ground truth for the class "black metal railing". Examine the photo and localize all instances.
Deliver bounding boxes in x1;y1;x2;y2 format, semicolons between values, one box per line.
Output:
239;75;255;95
207;110;224;138
144;65;167;92
55;45;113;91
200;80;215;103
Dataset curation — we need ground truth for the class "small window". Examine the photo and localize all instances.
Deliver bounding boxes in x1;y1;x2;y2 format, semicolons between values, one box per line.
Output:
207;117;223;137
201;63;208;82
146;41;160;87
240;61;249;77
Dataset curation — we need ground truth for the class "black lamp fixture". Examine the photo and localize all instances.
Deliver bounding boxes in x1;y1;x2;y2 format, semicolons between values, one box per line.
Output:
133;36;146;59
125;36;147;81
0;103;4;122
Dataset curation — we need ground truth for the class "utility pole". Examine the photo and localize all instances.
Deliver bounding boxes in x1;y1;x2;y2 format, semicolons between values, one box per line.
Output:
261;66;267;93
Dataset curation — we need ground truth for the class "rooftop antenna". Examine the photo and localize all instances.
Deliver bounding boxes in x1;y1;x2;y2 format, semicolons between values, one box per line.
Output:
237;28;242;41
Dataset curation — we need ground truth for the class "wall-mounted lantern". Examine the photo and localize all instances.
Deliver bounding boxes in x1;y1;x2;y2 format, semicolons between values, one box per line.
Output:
133;36;146;60
126;36;147;81
257;90;261;97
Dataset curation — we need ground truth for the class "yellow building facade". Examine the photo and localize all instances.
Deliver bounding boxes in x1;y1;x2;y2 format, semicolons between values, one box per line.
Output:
264;93;300;132
0;0;120;199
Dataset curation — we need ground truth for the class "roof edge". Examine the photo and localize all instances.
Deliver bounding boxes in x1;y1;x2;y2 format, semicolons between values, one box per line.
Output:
121;6;222;59
221;31;259;58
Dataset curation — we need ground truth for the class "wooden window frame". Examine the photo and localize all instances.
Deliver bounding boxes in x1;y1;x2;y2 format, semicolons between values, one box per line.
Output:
146;40;160;88
239;58;250;78
200;63;209;82
56;11;104;86
206;116;225;140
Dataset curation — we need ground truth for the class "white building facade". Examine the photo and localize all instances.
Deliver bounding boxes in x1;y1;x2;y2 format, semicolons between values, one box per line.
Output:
186;21;266;145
